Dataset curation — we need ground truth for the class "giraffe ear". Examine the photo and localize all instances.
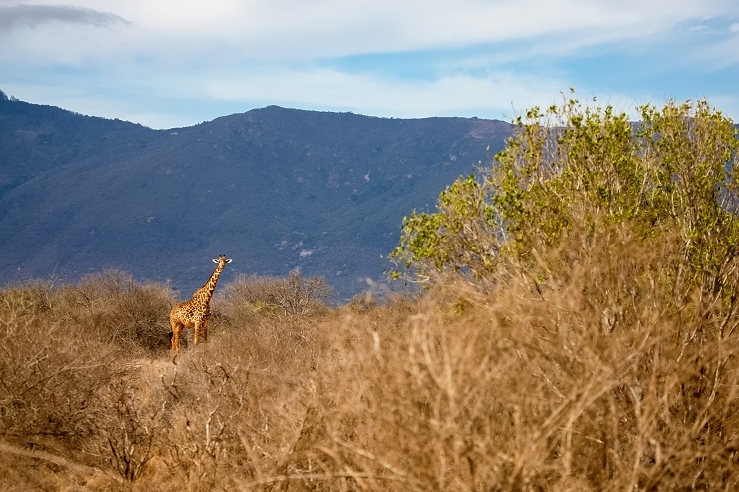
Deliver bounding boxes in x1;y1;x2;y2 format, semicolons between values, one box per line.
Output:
212;259;219;263
226;259;233;263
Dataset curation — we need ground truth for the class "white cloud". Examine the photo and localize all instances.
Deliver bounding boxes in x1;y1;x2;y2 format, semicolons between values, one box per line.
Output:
133;0;733;56
1;0;736;62
0;4;129;30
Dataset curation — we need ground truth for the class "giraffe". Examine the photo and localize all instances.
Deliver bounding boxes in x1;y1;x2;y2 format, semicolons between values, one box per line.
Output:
169;255;232;353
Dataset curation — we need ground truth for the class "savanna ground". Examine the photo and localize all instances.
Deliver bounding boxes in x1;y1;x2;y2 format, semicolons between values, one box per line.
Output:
3;96;739;490
3;235;739;491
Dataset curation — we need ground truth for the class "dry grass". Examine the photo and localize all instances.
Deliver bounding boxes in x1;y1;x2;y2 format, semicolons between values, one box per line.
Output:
1;235;739;490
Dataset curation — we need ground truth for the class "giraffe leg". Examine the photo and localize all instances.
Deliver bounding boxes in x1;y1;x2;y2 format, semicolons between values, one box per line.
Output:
193;321;201;347
171;321;183;353
201;319;209;343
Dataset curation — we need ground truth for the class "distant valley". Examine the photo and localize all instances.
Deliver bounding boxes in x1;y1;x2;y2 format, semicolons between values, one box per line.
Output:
0;90;512;300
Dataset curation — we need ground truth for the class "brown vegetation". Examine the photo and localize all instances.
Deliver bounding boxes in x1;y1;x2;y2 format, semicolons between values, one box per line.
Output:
1;233;738;490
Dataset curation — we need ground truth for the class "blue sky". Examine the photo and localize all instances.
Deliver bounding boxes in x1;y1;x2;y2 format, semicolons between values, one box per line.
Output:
1;0;738;129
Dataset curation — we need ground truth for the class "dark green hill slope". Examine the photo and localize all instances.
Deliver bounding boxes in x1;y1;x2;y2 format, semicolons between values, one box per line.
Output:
0;91;512;300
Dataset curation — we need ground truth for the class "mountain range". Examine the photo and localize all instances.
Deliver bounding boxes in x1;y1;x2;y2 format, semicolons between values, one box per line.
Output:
0;90;513;300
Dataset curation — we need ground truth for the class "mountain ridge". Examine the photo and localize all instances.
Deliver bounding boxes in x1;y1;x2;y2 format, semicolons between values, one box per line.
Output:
0;90;513;300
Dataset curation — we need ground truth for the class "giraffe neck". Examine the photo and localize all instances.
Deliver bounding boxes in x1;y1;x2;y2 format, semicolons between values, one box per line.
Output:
195;264;225;304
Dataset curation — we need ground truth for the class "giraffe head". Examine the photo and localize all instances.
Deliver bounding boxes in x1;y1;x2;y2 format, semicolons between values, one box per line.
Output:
212;254;233;267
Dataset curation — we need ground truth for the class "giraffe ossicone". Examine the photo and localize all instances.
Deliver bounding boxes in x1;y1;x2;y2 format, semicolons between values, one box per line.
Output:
169;254;232;353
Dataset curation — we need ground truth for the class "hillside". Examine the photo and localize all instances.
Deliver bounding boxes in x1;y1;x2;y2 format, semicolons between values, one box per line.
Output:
0;90;512;300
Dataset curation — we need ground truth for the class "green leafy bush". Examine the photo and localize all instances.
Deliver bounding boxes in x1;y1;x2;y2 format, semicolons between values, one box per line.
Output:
392;93;739;301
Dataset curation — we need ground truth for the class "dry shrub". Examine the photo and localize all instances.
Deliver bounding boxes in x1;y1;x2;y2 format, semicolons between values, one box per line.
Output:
159;354;253;489
219;270;333;321
55;270;176;354
0;282;121;445
304;228;739;491
347;292;378;313
219;274;284;320
145;328;331;490
0;272;176;487
91;377;168;483
213;305;330;372
214;271;337;372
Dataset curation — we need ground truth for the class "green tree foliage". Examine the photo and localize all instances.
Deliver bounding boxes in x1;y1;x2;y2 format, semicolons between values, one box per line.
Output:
392;93;739;298
390;175;498;281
